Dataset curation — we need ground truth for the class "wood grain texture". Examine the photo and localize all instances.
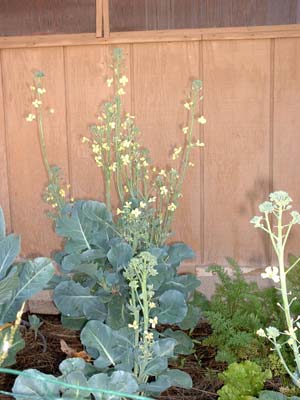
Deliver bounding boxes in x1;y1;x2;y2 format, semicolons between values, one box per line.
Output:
64;44;131;207
0;0;96;36
0;54;11;232
1;47;69;256
203;39;272;266
132;42;201;262
273;37;300;256
109;0;300;32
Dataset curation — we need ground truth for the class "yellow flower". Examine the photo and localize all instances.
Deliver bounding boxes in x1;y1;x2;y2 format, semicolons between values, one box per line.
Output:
122;139;131;148
49;108;55;114
30;85;36;91
189;162;195;167
184;102;191;110
37;87;46;95
124;201;132;208
159;170;167;178
148;197;156;203
140;201;146;209
109;162;117;172
124;185;129;193
59;189;66;197
116;208;123;215
195;140;205;147
70;197;74;202
131;208;141;218
172;146;182;160
182;126;189;134
66;184;71;189
198;116;207;124
125;113;135;119
106;78;113;87
81;136;90;143
109;121;116;129
26;113;36;122
160;186;168;196
149;316;158;329
102;143;110;151
128;320;139;330
32;99;42;108
95;156;103;167
152;167;157;172
145;174;149;180
119;75;129;86
121;154;130;166
118;88;126;96
144;331;154;341
149;302;156;309
168;203;177;212
52;203;58;208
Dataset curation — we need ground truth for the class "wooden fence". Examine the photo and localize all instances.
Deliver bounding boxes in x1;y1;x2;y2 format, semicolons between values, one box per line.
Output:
1;25;300;269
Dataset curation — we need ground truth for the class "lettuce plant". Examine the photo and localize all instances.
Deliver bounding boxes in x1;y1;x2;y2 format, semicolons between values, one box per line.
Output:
0;208;54;367
252;191;300;387
217;361;271;400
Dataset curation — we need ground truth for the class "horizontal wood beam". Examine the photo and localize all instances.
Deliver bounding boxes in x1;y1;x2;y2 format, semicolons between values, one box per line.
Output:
1;24;300;49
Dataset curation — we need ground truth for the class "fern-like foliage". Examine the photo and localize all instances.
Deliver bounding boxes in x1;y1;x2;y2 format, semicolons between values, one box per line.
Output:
204;258;285;365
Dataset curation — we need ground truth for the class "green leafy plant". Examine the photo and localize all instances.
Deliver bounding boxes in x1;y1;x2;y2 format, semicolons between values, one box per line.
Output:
50;200;201;337
217;361;271;400
28;315;43;340
203;258;283;365
252;191;300;387
0;208;54;367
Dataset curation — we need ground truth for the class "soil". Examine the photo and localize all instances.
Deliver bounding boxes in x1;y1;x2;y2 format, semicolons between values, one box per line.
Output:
0;315;275;400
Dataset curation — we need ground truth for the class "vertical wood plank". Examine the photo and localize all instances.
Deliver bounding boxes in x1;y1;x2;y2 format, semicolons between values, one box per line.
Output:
1;47;69;256
132;42;201;262
203;39;271;266
64;44;131;207
96;0;103;38
0;53;11;232
273;37;300;255
103;0;110;38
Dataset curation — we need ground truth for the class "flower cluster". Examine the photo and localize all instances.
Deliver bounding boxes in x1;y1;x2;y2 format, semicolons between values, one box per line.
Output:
252;191;300;387
83;48;205;247
124;252;159;376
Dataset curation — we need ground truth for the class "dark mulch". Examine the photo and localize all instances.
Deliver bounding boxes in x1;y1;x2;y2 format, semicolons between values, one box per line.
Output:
0;316;227;400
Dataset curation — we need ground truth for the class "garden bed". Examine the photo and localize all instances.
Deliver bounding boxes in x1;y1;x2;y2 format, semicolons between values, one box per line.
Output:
0;314;225;399
1;314;285;400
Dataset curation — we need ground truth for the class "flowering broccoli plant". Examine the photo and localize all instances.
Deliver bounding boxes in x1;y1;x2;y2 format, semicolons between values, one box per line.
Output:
82;47;205;249
26;71;72;219
251;191;300;386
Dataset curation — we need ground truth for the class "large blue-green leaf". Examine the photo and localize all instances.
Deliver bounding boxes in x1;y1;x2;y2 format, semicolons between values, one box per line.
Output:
106;295;130;329
0;326;24;367
167;243;195;267
162;274;200;294
178;304;201;330
59;357;86;375
61;371;90;399
89;371;138;400
142;368;192;394
81;321;133;369
12;369;61;399
0;234;21;280
1;258;54;323
162;329;194;355
0;268;19;305
107;242;132;270
54;280;105;319
158;290;188;324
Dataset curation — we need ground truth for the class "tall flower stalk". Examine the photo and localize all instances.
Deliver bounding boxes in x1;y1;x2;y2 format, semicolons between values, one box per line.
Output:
252;191;300;386
84;48;205;249
26;72;71;219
